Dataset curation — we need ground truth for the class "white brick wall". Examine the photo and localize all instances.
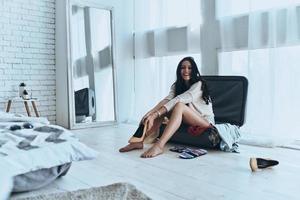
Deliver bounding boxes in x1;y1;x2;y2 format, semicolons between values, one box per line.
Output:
0;0;56;123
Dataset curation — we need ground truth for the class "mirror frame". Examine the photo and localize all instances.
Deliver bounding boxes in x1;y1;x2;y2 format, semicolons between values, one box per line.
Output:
66;0;118;129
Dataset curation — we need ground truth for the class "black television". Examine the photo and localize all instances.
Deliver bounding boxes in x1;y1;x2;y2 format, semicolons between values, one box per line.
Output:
74;88;95;117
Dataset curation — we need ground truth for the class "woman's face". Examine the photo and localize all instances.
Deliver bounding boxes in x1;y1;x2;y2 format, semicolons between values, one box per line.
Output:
180;60;192;81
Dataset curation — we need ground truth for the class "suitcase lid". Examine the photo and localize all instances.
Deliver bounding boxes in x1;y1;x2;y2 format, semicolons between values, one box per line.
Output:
203;76;248;127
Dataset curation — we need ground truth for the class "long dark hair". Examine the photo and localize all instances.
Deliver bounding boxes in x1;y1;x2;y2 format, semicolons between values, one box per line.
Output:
174;57;211;104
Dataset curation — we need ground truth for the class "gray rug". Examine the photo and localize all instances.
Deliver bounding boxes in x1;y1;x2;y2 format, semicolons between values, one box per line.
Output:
12;183;151;200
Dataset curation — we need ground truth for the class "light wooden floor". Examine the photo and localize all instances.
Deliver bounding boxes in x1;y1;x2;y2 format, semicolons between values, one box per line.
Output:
12;124;300;200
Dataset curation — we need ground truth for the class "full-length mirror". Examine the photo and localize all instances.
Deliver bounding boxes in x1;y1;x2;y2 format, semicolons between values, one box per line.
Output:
69;2;117;128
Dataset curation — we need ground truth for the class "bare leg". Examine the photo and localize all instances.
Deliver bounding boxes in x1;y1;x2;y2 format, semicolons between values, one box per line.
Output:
119;117;163;152
141;103;210;158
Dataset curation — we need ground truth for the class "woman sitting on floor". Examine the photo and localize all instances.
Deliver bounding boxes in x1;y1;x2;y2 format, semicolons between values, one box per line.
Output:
119;57;220;158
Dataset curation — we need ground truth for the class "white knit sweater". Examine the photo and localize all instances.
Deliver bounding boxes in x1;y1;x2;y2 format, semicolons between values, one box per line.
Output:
163;81;215;124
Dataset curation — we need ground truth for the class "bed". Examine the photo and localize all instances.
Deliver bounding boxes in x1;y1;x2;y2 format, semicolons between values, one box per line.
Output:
0;171;13;200
0;112;98;193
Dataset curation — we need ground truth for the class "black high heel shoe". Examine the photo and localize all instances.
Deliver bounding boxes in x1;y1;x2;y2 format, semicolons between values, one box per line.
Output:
250;157;279;172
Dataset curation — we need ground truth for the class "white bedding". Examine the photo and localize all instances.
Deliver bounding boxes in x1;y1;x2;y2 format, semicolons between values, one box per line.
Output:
0;112;98;177
0;171;12;200
0;112;49;125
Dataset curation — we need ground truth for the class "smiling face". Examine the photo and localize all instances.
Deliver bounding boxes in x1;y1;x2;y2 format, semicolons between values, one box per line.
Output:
180;60;192;82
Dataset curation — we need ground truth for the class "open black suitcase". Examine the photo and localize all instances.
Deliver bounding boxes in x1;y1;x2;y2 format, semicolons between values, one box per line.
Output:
159;76;248;147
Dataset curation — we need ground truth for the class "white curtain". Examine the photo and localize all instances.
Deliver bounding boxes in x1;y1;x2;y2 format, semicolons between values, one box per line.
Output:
130;0;202;122
217;0;300;140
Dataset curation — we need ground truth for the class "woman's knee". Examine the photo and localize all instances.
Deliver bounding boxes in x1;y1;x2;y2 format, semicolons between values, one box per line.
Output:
173;102;186;111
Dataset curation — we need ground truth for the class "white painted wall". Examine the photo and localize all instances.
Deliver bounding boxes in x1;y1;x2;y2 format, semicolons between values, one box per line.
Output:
0;0;56;123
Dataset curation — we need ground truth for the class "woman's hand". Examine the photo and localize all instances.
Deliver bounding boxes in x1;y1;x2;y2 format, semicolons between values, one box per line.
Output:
141;111;153;124
144;112;158;132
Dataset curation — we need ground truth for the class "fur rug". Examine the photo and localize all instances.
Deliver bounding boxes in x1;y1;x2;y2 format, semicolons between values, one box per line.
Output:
12;183;151;200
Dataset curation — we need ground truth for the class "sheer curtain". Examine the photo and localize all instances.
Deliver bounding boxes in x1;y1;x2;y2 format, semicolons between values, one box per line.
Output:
130;0;202;122
217;0;300;140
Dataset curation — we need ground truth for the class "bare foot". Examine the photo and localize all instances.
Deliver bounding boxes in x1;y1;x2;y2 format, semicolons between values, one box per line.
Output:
119;142;143;152
141;143;163;158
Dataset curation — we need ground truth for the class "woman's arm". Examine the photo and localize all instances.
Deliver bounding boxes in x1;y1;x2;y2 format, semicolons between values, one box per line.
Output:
144;102;168;131
141;83;175;123
163;81;202;112
151;99;169;113
141;99;169;123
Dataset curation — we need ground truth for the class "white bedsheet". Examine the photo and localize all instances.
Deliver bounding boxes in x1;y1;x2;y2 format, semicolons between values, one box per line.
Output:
0;171;12;200
0;112;49;125
0;112;98;176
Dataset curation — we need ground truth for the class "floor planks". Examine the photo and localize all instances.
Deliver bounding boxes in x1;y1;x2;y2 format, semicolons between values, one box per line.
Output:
11;124;300;200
